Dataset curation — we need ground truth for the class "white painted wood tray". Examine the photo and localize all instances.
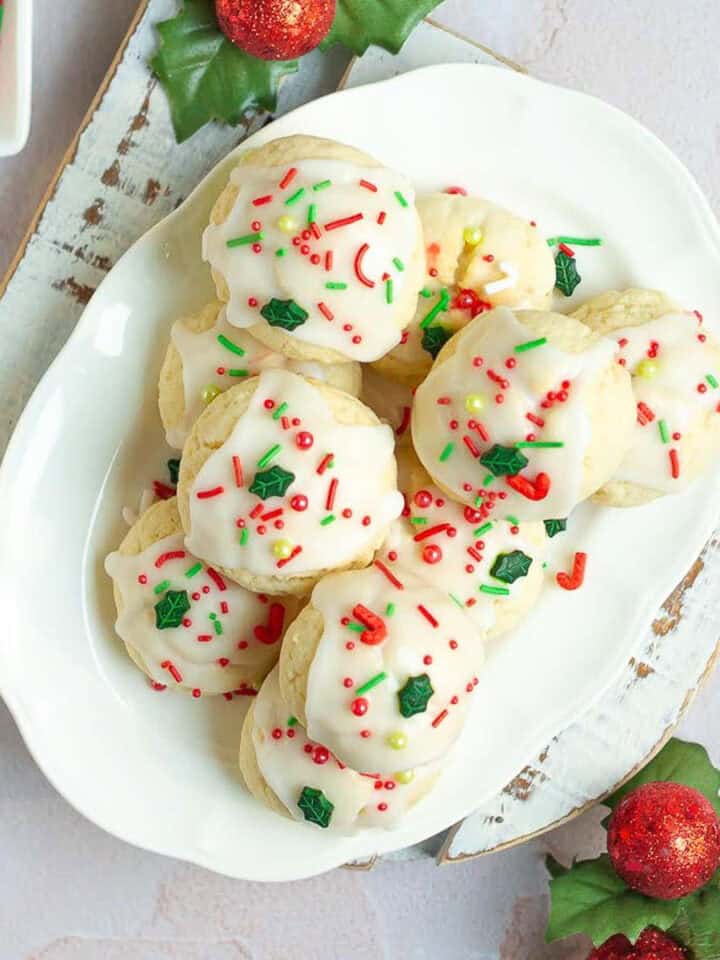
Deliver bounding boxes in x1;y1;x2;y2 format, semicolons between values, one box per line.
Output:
0;1;718;870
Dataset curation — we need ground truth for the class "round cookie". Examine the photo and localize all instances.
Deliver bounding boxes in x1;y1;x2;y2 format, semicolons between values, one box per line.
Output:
177;368;403;596
374;192;555;385
159;300;361;449
278;564;483;776
104;498;299;696
202;134;424;364
572;289;720;505
240;667;438;832
412;306;635;521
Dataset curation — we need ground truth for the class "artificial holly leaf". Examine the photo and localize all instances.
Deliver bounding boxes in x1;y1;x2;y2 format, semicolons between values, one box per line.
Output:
490;550;533;584
151;0;298;143
668;887;720;959
605;738;720;819
421;324;451;359
397;673;434;718
249;465;295;500
260;298;309;332
544;518;567;538
545;854;681;946
480;444;529;477
321;0;444;55
167;458;181;486
555;251;582;297
298;786;334;828
154;589;191;630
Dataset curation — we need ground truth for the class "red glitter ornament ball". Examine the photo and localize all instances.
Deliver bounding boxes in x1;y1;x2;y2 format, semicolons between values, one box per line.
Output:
607;781;720;900
587;927;686;959
215;0;336;61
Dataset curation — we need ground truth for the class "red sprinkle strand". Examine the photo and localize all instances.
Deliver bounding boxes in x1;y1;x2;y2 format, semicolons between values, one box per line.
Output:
463;435;480;458
506;472;551;501
431;709;449;728
317;453;334;475
196;485;225;500
354;243;375;287
153;481;175;500
326;477;338;511
154;550;186;568
526;412;545;428
252;194;273;206
325;213;363;231
206;568;227;591
161;660;183;684
324;250;333;272
373;559;404;590
279;167;297;190
556;552;587;591
417;604;439;628
277;545;302;568
414;523;451;542
359;179;378;192
669;448;680;479
637;402;656;425
396;406;411;436
318;301;334;322
232;455;244;487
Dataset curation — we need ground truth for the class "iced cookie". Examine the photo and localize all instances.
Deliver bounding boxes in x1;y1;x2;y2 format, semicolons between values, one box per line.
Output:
374;192;555;384
572;289;720;505
159;301;361;449
202;135;424;364
239;667;438;831
278;564;483;776
104;498;298;696
412;306;635;521
377;456;546;639
177;368;403;596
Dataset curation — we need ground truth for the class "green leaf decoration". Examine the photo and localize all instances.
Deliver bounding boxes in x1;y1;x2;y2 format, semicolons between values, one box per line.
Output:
668;887;720;959
545;854;681;946
297;786;334;828
167;458;181;486
249;465;296;500
544;518;567;538
555;251;582;297
321;0;444;55
479;444;529;477
490;550;533;584
260;298;309;332
421;324;451;359
154;589;191;630
151;0;298;143
397;673;434;718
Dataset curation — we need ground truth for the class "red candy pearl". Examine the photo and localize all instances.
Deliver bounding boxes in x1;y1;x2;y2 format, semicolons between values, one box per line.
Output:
422;544;442;564
351;697;368;716
290;494;308;511
607;781;720;899
414;489;433;508
342;677;353;688
312;746;329;764
295;430;314;449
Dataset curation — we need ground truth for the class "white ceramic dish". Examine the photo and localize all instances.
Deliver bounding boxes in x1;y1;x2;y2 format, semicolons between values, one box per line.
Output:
0;0;32;156
1;64;719;881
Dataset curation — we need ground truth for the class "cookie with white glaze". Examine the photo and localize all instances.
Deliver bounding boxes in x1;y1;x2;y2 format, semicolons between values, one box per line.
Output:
278;564;483;776
203;135;424;364
373;192;555;385
177;368;403;596
105;498;299;696
412;306;635;522
159;300;361;449
240;667;438;832
572;289;720;505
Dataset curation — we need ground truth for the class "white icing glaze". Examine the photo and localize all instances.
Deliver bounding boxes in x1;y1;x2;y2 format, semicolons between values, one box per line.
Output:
186;369;403;577
412;307;617;520
252;668;438;832
203;159;421;362
304;565;483;776
168;307;345;449
105;533;297;695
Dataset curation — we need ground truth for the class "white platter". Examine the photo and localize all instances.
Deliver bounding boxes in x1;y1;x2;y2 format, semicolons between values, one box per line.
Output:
1;64;719;881
0;0;32;157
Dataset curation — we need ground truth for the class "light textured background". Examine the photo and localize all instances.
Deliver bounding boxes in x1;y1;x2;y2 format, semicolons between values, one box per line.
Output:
1;1;719;957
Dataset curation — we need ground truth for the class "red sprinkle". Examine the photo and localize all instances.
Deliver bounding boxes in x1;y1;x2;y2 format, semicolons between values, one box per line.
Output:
279;167;297;190
417;604;439;628
445;186;467;196
318;301;334;322
325;250;333;271
396;406;411;436
354;243;375;287
153;481;175;500
317;453;334;475
413;523;451;542
377;211;387;225
196;634;212;643
326;477;338;511
669;448;680;479
506;472;551;501
196;485;225;500
431;709;449;728
637;402;655;425
359;179;378;192
325;213;363;231
252;194;273;206
558;242;575;258
161;660;183;684
154;550;186;568
373;559;404;590
250;503;264;519
463;435;480;458
526;412;545;428
556;552;587;591
277;545;302;568
206;568;227;592
232;455;244;488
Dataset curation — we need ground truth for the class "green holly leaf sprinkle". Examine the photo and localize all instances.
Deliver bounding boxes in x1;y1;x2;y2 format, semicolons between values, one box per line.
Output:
397;673;434;718
668;887;720;959
154;589;191;630
151;0;298;143
555;251;582;297
490;550;533;584
421;324;451;359
321;0;443;55
545;854;681;946
167;458;181;486
544;518;567;538
260;298;309;332
249;465;295;500
297;786;334;828
479;444;529;477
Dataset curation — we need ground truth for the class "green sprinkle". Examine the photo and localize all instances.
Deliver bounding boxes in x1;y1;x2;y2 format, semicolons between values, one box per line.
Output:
307;203;317;225
154;580;171;595
355;671;388;696
514;337;547;353
449;593;465;610
386;278;394;305
347;622;365;633
474;522;494;537
419;289;450;329
209;612;217;620
285;187;305;206
185;562;202;578
239;528;249;546
658;419;670;444
505;515;519;525
320;514;336;526
287;716;298;727
313;180;332;191
546;236;603;247
439;442;455;462
217;334;246;356
515;440;564;448
394;190;409;208
410;517;428;525
275;248;287;258
479;584;511;596
475;495;484;506
226;233;263;248
325;282;348;290
542;561;548;569
420;287;433;298
707;374;719;388
213;619;223;636
385;602;396;617
257;444;281;468
227;369;248;377
483;473;495;487
272;402;288;421
393;257;405;272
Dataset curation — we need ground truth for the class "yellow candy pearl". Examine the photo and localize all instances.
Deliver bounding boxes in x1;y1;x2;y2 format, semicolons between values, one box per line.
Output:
201;384;222;405
277;215;297;234
636;359;660;379
386;731;407;750
465;393;486;414
394;769;415;785
463;226;483;247
273;539;294;560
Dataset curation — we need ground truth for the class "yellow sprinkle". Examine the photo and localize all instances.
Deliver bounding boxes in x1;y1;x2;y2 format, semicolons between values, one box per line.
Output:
394;769;415;784
201;384;222;405
465;393;486;413
463;226;483;247
386;731;408;750
277;215;297;234
272;539;294;559
636;359;660;379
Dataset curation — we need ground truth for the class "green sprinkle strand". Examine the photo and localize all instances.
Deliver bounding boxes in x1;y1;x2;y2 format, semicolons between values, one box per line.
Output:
185;562;202;578
483;473;495;487
227;233;264;248
385;602;396;617
386;278;394;305
257;444;281;468
154;579;171;595
394;191;409;208
347;622;365;633
439;442;455;462
285;187;305;206
355;672;388;696
449;593;465;610
658;419;670;444
227;368;248;377
275;248;287;258
514;337;547;353
307;203;317;225
325;281;347;290
320;514;336;526
393;257;405;272
707;374;719;388
217;334;246;356
474;522;494;537
287;716;298;727
546;236;603;247
410;517;428;525
272;402;288;421
419;289;450;329
239;528;249;546
515;440;565;448
505;515;519;525
479;584;511;596
313;180;332;191
213;619;223;636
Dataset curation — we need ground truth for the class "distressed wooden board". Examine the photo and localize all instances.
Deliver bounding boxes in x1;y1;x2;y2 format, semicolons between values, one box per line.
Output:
0;0;717;869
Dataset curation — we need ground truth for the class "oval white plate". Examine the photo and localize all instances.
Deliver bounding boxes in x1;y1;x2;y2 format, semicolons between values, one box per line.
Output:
1;64;720;881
